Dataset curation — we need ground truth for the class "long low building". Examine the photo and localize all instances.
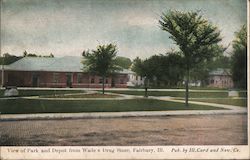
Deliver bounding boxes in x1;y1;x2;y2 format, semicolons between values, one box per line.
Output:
0;56;137;88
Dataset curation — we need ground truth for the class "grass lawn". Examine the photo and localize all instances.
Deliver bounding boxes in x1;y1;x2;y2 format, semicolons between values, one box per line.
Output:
187;98;247;107
108;90;247;98
0;89;85;98
0;98;226;114
41;93;120;98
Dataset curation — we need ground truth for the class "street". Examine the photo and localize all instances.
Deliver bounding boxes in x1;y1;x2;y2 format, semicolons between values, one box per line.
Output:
0;114;247;146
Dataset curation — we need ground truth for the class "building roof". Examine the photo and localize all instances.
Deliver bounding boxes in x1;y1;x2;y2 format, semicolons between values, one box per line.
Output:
4;56;134;74
209;68;232;76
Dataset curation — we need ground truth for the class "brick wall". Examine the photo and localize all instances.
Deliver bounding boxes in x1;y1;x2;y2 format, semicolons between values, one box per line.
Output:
3;70;129;88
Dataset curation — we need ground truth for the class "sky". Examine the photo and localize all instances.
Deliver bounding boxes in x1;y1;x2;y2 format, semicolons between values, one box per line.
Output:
1;0;247;59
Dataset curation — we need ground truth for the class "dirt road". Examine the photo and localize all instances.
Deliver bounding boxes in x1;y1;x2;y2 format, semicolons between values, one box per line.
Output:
0;114;247;146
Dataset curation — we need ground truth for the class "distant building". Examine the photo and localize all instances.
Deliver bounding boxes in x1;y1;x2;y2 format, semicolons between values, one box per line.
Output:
0;56;138;88
208;68;234;88
126;73;145;87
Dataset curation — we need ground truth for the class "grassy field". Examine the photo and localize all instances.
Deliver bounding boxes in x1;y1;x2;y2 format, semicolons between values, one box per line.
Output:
188;98;247;107
128;86;230;90
0;98;226;114
41;93;119;98
107;90;247;98
0;89;85;97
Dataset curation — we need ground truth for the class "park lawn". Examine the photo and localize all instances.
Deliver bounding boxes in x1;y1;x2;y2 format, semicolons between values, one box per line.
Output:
107;90;247;98
0;98;226;114
0;89;85;98
187;98;247;107
41;93;120;98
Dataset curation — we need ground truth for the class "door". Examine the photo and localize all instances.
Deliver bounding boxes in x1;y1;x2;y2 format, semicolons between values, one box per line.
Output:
111;78;115;87
66;74;72;87
32;75;39;87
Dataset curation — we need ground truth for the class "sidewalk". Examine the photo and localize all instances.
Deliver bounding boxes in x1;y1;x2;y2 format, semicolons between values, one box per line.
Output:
0;109;247;121
152;96;247;111
1;87;239;92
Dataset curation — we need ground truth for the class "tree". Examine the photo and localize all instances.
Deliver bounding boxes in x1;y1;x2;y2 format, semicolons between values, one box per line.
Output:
231;25;247;89
23;50;28;57
162;52;185;86
140;53;185;87
159;10;222;106
190;47;228;86
0;53;22;65
131;57;144;76
23;50;54;58
82;43;121;94
115;56;132;69
49;53;54;58
132;57;157;97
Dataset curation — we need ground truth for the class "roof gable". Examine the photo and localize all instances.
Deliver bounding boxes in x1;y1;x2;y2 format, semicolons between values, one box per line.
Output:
209;68;231;76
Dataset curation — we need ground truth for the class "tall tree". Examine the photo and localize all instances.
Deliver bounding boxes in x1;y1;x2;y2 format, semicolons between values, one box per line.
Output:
159;10;222;106
231;25;247;89
82;43;121;94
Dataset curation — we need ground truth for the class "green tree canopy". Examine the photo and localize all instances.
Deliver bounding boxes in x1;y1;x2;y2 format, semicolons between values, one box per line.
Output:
131;57;144;76
115;56;132;69
231;25;247;89
159;10;222;106
131;52;185;96
82;43;121;94
131;57;154;97
23;50;54;58
0;53;22;65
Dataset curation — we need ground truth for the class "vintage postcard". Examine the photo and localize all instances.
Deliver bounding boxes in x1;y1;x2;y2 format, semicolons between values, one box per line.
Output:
0;0;249;159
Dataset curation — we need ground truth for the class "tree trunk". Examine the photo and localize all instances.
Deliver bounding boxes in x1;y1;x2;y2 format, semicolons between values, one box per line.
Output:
1;55;5;87
185;68;190;107
102;76;105;94
144;78;148;98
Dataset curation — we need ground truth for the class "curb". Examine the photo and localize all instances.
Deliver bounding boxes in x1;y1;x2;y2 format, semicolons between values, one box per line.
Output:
1;110;247;121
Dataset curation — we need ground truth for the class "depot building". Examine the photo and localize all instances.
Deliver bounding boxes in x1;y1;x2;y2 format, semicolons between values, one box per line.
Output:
0;56;136;88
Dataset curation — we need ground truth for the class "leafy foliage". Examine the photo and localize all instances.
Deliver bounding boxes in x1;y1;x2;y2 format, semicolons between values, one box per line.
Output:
159;10;222;106
82;43;121;93
0;53;22;65
82;44;121;76
132;52;185;96
131;57;144;77
159;10;222;67
115;56;132;69
23;50;54;57
231;25;247;89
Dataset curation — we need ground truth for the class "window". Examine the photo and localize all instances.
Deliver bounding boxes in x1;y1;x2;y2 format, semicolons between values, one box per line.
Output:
77;73;82;83
136;76;138;80
120;79;124;84
91;78;95;83
105;79;108;84
99;78;103;84
53;73;60;83
210;79;214;84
